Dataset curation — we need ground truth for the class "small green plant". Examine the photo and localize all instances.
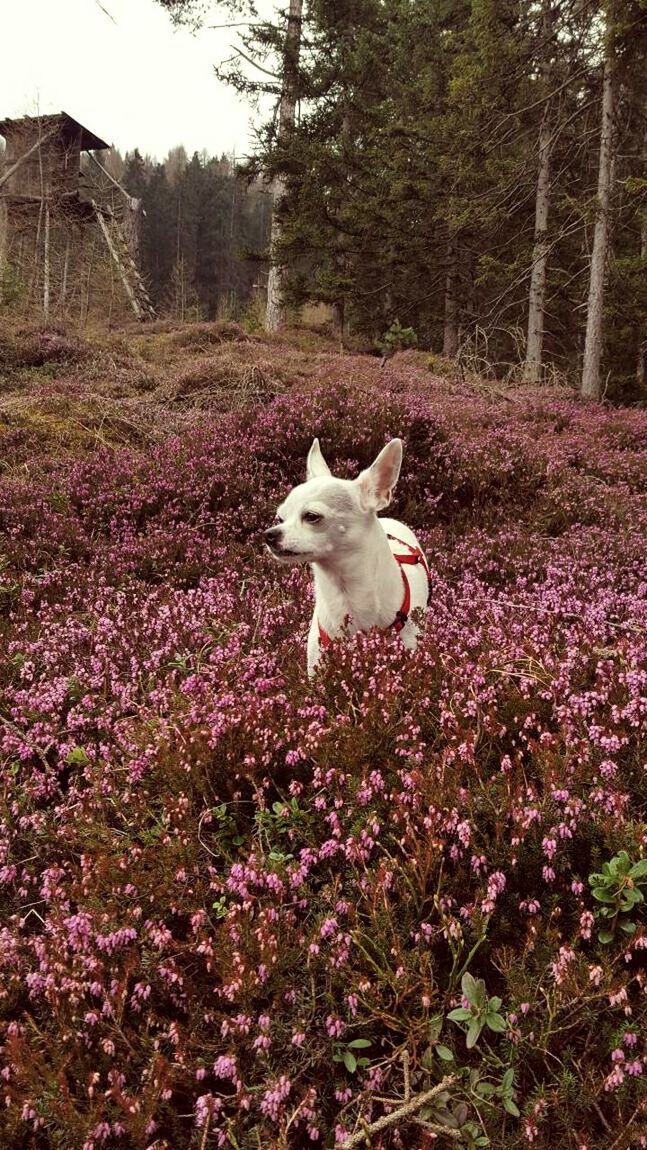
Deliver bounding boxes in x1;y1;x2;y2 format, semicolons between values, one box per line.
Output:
475;1067;520;1118
448;973;507;1049
332;1038;372;1074
377;318;418;357
588;851;647;943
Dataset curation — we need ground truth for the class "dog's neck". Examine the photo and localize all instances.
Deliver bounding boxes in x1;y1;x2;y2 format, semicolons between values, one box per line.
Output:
311;518;403;635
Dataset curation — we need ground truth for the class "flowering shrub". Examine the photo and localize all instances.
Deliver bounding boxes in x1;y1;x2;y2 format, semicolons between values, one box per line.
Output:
0;333;646;1148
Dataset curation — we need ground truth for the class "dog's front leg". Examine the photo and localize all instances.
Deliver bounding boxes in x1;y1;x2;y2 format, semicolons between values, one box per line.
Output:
307;614;321;677
399;620;419;651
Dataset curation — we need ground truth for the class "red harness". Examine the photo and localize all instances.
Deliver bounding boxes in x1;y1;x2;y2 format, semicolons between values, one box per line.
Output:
317;534;431;650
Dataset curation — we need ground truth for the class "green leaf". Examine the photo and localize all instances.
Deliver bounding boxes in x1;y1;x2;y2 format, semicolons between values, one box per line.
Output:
435;1045;454;1061
347;1039;372;1049
466;1018;483;1049
620;919;637;934
488;996;502;1012
629;859;647;879
503;1097;520;1118
598;929;614;944
428;1013;444;1042
485;1013;507;1033
343;1051;357;1073
476;1081;496;1096
448;1007;472;1023
622;888;643;907
459;970;480;1007
421;1046;435;1071
591;887;617;902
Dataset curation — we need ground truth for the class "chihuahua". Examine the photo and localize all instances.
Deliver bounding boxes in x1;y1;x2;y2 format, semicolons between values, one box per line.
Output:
265;438;430;674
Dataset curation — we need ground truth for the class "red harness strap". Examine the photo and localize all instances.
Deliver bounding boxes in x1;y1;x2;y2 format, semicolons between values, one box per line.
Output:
318;534;430;649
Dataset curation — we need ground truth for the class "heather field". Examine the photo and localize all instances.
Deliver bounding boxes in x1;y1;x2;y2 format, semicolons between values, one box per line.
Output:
0;321;646;1150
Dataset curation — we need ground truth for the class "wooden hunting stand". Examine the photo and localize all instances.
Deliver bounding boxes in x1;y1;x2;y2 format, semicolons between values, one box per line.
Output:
0;111;155;323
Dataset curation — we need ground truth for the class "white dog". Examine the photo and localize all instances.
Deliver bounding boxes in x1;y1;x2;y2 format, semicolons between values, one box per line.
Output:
265;438;430;674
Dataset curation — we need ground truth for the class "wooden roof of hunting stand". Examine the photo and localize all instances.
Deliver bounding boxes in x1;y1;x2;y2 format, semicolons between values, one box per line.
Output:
0;112;109;154
0;111;155;322
0;112;109;201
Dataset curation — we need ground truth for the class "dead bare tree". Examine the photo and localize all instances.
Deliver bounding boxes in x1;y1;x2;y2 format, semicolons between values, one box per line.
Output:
581;42;616;400
265;0;302;332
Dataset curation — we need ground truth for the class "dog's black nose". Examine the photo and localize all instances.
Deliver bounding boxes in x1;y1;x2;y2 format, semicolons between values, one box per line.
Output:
264;526;283;544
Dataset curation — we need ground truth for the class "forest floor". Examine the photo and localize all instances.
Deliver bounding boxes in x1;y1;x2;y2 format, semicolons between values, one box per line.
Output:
0;317;646;1150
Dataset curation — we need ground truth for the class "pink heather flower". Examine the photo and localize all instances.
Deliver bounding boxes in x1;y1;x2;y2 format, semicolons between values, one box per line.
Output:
623;1032;638;1047
325;1015;345;1038
320;917;338;940
610;1048;625;1063
195;1094;221;1127
213;1055;237;1080
259;1075;291;1122
291;1031;306;1047
252;1035;272;1051
625;1060;643;1076
579;911;595;939
604;1066;625;1091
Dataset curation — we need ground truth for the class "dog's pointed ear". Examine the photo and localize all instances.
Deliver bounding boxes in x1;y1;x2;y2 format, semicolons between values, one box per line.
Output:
356;438;403;512
306;438;332;480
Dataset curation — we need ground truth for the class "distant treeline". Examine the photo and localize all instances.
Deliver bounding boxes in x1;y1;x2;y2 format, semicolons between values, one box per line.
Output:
96;145;273;322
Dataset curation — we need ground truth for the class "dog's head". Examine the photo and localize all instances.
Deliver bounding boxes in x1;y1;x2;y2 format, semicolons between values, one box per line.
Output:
264;438;403;565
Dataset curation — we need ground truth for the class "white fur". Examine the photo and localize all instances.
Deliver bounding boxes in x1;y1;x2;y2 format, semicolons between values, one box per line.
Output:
265;438;429;675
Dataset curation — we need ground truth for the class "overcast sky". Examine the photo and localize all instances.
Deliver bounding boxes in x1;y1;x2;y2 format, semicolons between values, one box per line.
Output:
1;0;266;161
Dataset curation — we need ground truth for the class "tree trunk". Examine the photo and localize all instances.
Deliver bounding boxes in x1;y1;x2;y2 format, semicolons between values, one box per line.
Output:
443;234;459;358
581;49;615;400
523;110;551;383
523;0;553;384
43;201;50;320
265;0;302;332
637;110;647;392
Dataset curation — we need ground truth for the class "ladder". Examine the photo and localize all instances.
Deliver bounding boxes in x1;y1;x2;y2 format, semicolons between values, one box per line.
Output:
91;199;155;321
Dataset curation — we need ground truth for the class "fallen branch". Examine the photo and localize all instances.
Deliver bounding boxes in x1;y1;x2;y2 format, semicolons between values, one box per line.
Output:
339;1075;458;1149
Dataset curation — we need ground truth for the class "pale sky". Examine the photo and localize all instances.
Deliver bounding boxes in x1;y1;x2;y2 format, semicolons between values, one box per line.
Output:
0;0;269;161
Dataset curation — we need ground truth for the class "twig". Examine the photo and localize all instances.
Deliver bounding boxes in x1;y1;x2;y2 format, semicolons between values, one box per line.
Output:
339;1076;457;1149
592;1100;612;1134
607;1099;646;1150
199;1112;210;1149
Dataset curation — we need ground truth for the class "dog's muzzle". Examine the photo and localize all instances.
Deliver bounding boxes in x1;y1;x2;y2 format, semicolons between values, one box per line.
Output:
264;526;293;557
264;526;306;561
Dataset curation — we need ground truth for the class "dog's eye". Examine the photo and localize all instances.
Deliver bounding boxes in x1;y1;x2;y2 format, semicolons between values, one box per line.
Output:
303;511;323;525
